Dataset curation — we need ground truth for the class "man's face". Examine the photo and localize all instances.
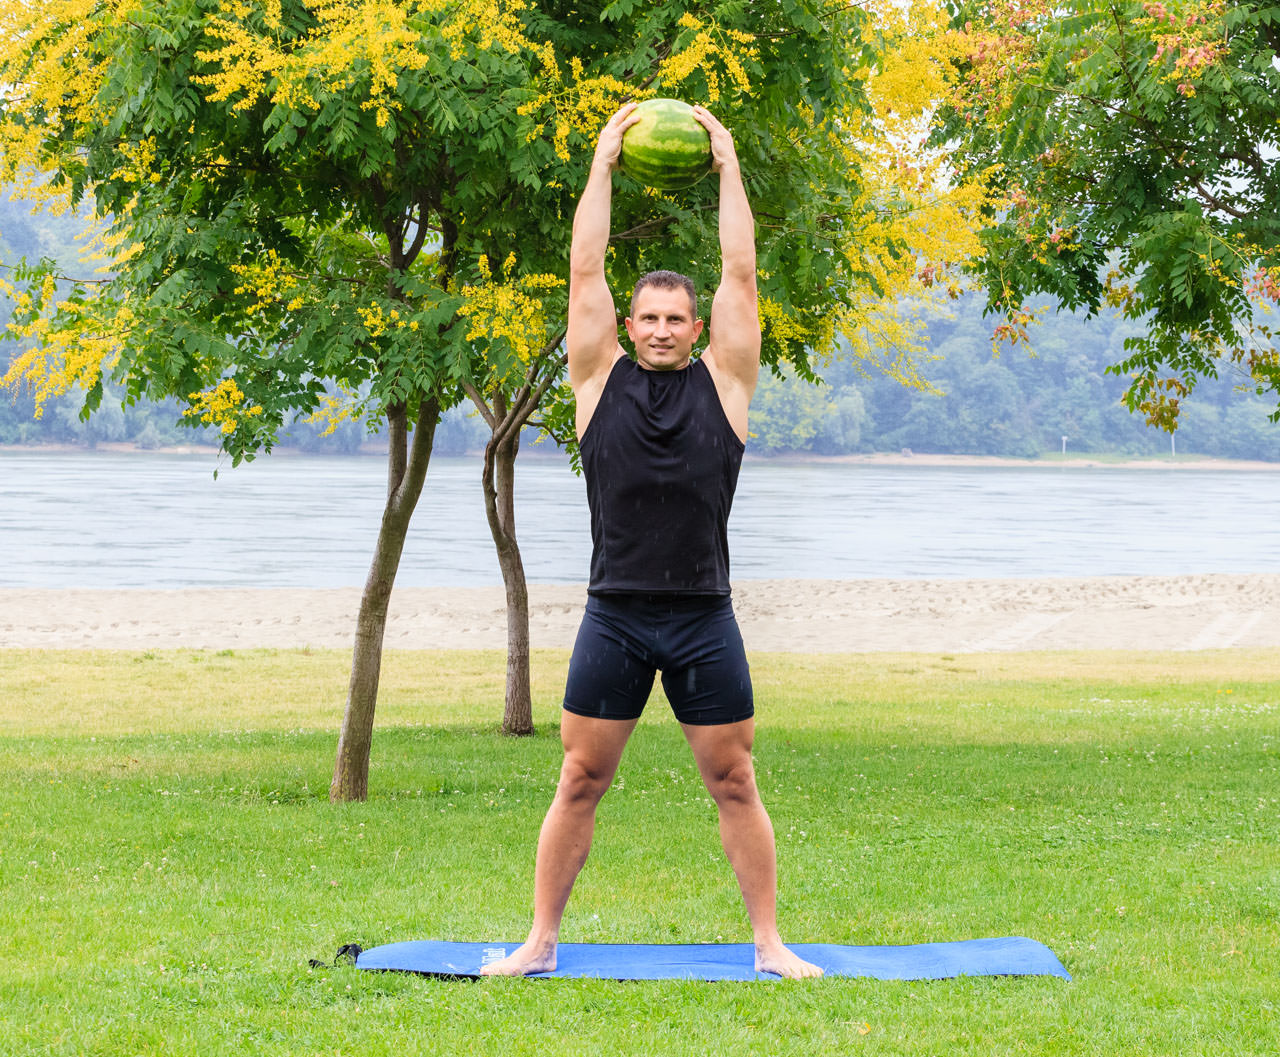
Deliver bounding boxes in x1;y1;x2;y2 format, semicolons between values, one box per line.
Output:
625;285;704;371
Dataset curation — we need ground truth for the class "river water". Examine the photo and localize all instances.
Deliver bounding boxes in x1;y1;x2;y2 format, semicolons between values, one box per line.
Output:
1;452;1276;588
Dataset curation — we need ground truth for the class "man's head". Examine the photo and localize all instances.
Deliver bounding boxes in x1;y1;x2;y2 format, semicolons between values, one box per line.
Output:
630;270;697;320
625;270;704;372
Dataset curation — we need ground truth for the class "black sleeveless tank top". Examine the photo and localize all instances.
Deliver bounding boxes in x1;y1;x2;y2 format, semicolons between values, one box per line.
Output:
580;356;744;595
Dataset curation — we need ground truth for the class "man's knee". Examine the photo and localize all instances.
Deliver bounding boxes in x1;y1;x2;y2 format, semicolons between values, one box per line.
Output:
555;754;617;805
701;754;759;807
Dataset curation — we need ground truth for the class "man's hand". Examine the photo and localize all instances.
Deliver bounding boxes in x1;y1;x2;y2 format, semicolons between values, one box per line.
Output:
691;105;739;174
592;102;641;171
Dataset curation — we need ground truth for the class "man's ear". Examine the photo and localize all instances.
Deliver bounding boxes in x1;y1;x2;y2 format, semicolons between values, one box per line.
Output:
693;318;705;341
623;316;635;340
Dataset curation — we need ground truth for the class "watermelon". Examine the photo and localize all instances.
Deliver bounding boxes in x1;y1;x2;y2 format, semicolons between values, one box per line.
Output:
619;99;712;191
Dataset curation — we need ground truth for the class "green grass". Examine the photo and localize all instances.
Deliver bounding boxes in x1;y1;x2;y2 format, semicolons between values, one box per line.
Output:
2;648;1277;1056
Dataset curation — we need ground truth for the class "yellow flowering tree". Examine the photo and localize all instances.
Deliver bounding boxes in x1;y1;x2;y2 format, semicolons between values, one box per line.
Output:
1;0;580;799
2;0;987;791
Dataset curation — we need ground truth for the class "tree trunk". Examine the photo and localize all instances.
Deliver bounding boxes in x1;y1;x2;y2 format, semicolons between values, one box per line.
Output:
464;344;566;737
482;403;534;736
330;397;440;802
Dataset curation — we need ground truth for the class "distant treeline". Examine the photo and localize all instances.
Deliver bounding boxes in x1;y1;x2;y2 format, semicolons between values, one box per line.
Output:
751;296;1280;461
3;193;1277;460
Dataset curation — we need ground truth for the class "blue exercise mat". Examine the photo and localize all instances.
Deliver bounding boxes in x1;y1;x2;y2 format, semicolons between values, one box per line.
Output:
356;937;1070;981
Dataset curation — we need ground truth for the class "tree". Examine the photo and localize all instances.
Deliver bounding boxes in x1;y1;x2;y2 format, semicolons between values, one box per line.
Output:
936;0;1280;428
1;0;989;790
0;0;579;798
456;259;567;736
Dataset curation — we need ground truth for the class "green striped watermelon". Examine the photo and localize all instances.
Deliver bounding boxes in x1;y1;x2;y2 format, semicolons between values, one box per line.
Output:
620;99;712;191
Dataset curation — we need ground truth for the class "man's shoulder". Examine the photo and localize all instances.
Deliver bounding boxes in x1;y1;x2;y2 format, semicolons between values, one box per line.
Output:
571;348;629;392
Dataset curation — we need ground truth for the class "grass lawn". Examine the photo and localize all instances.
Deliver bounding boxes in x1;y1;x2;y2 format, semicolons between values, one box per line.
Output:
2;647;1276;1056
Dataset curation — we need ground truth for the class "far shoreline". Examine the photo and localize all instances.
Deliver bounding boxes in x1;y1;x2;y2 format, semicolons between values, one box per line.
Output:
749;451;1280;471
1;441;1277;471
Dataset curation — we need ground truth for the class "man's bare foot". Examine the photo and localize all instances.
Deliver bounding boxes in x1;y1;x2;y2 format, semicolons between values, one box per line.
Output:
478;940;557;977
755;941;824;979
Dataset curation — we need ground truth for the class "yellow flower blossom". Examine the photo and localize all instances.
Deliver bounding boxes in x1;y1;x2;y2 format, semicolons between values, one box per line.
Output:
0;274;128;419
304;389;362;436
192;0;537;121
457;255;564;372
656;13;758;100
184;378;264;432
358;303;388;337
229;249;299;314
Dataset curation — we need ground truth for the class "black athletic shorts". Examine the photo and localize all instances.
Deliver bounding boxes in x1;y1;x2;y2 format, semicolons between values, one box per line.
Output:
562;593;754;726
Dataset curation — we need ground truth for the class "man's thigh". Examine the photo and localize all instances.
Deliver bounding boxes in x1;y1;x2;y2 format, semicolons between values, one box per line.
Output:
659;598;754;726
562;596;658;721
559;709;641;786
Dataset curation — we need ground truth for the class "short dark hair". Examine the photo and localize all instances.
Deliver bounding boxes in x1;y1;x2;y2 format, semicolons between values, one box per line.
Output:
631;270;698;319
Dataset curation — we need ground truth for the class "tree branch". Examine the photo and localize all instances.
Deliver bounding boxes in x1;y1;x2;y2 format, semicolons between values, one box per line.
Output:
506;339;568;432
1187;182;1254;221
402;196;432;268
485;336;568;452
750;2;871;38
463;379;496;428
531;346;569;405
612;203;717;241
0;261;110;285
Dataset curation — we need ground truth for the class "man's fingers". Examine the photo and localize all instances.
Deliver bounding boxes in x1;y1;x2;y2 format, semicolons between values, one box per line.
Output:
608;102;640;128
599;103;640;146
691;107;734;148
690;105;727;134
593;104;644;168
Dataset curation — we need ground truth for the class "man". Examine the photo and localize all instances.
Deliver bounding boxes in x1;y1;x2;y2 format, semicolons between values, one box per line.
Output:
482;103;821;979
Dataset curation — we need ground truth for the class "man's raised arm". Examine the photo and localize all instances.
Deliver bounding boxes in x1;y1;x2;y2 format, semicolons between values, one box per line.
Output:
694;107;759;438
568;104;639;398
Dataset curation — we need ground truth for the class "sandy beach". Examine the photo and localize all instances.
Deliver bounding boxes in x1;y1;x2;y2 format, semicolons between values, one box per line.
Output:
2;573;1277;652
